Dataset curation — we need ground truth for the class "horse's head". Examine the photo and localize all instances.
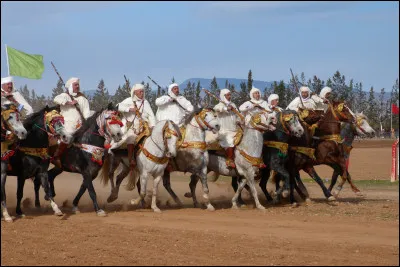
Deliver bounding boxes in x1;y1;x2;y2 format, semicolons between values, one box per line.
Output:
329;101;355;123
1;104;27;140
195;108;220;134
247;111;276;132
162;120;181;158
298;107;324;125
279;110;304;138
354;112;375;137
101;102;123;142
44;107;73;144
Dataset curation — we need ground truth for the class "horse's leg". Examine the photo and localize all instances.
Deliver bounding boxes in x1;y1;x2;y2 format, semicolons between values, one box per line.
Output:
83;173;106;216
199;167;215;211
37;171;63;216
72;182;87;214
288;171;298;207
34;176;41;208
15;176;26;217
346;170;363;196
232;178;248;209
246;174;266;210
329;164;347;197
47;167;63;198
305;166;336;201
188;174;200;208
259;168;274;203
162;170;183;207
107;158;125;203
131;171;148;207
151;175;162;213
293;171;309;200
231;176;247;206
1;162;12;222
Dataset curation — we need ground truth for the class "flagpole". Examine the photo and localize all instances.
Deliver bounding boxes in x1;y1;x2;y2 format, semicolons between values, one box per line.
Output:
5;44;10;76
391;101;393;138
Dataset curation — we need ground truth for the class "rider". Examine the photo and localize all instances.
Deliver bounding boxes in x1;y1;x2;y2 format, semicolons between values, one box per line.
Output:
267;93;284;116
115;83;156;169
239;87;269;117
286;86;324;112
214;89;240;169
1;76;34;116
316;86;333;112
155;83;194;127
52;77;92;168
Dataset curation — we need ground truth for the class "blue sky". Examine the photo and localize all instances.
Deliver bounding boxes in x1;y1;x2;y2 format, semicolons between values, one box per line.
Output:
1;1;399;96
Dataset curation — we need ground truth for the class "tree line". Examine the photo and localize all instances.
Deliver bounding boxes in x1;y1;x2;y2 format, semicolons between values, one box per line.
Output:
16;70;399;132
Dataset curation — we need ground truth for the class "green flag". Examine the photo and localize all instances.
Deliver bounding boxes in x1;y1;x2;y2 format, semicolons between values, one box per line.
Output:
6;45;44;79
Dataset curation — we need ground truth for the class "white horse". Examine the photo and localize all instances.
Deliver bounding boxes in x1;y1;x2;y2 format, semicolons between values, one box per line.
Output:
191;111;280;210
1;104;28;222
103;120;181;213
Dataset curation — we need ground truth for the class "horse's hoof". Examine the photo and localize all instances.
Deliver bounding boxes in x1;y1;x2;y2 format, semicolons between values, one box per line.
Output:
16;213;25;218
231;203;239;210
290;202;299;208
107;195;118;203
184;192;192;198
272;198;281;205
2;216;13;223
96;210;107;217
282;190;289;198
130;199;141;206
328;196;336;202
153;208;162;213
257;205;266;210
239;204;247;209
355;191;364;197
305;198;313;204
72;206;80;214
206;204;215;211
54;210;64;216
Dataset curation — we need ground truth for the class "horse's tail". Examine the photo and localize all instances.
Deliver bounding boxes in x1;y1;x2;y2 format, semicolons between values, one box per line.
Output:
99;153;111;186
125;168;139;191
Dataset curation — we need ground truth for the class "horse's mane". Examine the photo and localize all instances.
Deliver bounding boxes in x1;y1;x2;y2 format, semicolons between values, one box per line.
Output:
73;110;103;141
23;105;60;129
184;105;203;125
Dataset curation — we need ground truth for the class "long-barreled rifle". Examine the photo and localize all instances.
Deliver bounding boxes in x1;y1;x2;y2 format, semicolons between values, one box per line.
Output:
51;61;85;121
290;68;305;108
202;88;245;121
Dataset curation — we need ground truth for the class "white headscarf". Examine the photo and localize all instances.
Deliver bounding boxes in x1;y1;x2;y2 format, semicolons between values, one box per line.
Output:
220;88;231;104
131;83;145;101
320;86;332;99
65;77;80;97
1;76;14;92
168;83;179;98
249;87;263;104
268;94;279;106
300;86;311;101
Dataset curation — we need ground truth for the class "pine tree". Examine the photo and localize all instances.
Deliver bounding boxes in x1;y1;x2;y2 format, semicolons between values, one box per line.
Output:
92;79;111;111
366;86;379;130
311;75;325;95
274;80;287;107
247;69;253;93
171;77;175;83
287;74;300;108
326;78;333;87
195;81;201;105
210;76;219;105
225;79;229;89
300;72;306;86
378;87;389;133
144;82;156;111
239;81;247;104
18;85;30;103
353;82;367;113
51;79;65;99
331;70;349;101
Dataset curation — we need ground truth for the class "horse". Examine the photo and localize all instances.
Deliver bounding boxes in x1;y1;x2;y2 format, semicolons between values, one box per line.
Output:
1;103;28;222
6;105;72;219
101;108;221;211
36;103;124;216
188;111;280;210
327;111;375;196
108;120;181;213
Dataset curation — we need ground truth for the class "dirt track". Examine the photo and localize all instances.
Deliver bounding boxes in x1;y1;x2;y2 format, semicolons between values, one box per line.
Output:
1;139;399;266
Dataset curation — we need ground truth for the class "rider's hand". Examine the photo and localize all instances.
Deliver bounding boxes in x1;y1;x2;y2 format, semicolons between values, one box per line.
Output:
129;107;137;112
67;100;77;105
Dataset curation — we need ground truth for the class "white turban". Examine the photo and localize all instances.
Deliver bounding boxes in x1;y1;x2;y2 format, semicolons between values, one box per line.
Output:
300;86;311;101
320;86;332;99
220;88;231;104
1;76;13;85
268;94;279;105
65;77;80;97
168;83;179;97
131;83;145;101
249;87;262;104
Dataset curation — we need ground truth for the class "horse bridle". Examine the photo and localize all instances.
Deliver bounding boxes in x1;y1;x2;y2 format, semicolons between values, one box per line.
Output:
1;105;20;136
249;112;273;132
97;110;124;145
150;121;180;156
193;109;218;131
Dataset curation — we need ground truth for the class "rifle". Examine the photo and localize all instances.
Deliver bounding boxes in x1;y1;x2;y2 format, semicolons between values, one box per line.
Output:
202;88;244;121
290;68;305;108
147;76;162;97
51;61;86;121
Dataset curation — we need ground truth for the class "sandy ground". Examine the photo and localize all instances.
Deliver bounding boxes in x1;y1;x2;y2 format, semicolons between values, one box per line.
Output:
1;139;399;266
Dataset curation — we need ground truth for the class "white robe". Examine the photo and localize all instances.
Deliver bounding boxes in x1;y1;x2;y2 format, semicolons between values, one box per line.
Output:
53;93;91;135
155;95;193;127
118;97;156;128
214;102;239;148
286;95;324;112
1;91;34;116
239;100;269;117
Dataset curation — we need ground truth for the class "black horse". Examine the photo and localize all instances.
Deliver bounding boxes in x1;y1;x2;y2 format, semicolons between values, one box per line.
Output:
35;103;124;216
6;105;71;217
